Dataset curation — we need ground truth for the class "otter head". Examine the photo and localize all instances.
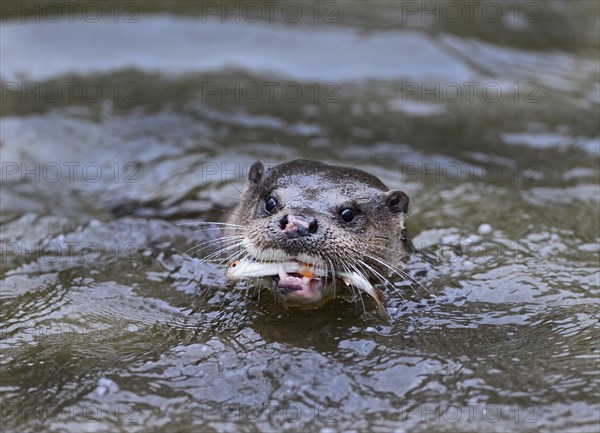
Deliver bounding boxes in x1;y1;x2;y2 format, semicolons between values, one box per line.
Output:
228;159;411;308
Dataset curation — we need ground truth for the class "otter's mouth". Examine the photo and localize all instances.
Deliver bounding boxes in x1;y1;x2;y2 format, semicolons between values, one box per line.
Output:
225;257;388;315
226;258;328;302
273;271;324;297
275;260;324;299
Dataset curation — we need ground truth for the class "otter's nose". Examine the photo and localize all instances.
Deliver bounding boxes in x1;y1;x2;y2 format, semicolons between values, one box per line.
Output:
279;214;318;239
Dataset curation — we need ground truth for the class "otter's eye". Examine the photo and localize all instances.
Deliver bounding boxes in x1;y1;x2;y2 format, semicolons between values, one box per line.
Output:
265;196;278;213
339;208;355;223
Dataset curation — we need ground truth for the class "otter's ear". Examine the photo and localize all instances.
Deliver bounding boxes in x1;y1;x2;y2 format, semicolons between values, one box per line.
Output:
248;161;265;184
385;190;409;214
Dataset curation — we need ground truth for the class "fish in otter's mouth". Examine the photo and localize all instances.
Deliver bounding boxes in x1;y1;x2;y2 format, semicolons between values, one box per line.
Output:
225;256;387;314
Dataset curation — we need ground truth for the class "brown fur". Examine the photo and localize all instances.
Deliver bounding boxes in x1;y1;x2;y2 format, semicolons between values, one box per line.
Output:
227;159;412;305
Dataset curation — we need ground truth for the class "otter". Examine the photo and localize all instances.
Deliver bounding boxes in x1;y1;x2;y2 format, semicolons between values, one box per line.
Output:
222;159;412;313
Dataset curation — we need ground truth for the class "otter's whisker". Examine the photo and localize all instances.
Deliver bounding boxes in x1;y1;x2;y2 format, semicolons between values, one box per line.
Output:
184;227;244;236
209;246;247;269
353;258;406;302
325;257;337;312
183;233;244;251
338;260;368;313
363;253;430;296
209;250;251;301
184;243;243;264
213;207;245;219
177;221;246;228
194;239;243;260
183;235;246;257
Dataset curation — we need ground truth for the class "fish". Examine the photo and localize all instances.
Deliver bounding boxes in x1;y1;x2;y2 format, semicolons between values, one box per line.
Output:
225;257;389;317
340;271;389;319
226;259;328;280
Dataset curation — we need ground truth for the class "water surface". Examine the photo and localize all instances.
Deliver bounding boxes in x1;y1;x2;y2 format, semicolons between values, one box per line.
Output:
1;2;599;432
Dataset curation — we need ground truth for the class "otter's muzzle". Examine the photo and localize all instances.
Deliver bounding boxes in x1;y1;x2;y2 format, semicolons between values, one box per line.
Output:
279;214;318;239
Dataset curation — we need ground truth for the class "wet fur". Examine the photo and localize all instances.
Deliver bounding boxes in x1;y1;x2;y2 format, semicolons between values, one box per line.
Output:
225;159;413;306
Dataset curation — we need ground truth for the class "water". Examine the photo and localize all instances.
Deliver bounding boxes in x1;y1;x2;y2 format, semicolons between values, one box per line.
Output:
1;1;599;432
